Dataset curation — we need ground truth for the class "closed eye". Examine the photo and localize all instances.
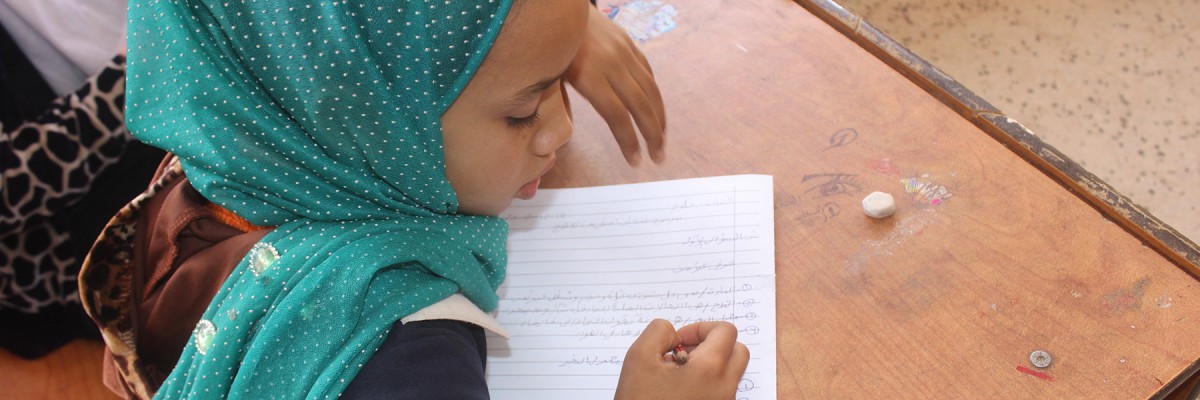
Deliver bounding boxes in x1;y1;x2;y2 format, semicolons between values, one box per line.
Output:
506;110;541;129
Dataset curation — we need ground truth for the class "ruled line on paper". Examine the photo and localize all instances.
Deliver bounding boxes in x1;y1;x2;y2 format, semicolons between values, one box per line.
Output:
485;366;768;372
506;224;761;241
504;200;762;219
508;250;762;265
487;175;777;400
508;238;761;253
504;261;761;276
485;343;764;352
499;274;774;288
509;212;764;233
505;189;761;208
506;210;758;222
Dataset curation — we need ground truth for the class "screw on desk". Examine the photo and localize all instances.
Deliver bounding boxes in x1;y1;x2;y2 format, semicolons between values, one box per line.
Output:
1030;350;1052;368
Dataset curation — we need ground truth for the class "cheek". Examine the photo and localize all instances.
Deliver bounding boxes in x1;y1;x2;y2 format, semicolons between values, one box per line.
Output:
458;160;522;215
443;126;530;215
479;142;526;192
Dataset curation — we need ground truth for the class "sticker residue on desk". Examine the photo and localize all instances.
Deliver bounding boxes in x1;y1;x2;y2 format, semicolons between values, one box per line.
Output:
901;176;954;206
871;158;902;176
603;1;678;42
1100;277;1150;313
1156;292;1173;308
845;210;936;275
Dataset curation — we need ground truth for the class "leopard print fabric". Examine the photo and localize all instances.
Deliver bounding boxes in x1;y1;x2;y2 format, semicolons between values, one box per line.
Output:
80;157;183;399
0;56;130;313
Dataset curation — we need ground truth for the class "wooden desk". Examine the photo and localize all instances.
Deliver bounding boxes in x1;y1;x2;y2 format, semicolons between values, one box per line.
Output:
553;0;1200;398
0;340;117;400
6;0;1199;398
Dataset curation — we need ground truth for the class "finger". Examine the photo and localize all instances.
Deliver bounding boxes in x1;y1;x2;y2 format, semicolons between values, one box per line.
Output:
630;61;665;129
583;78;643;166
626;35;655;78
728;342;750;378
623;59;667;162
608;71;662;163
677;321;738;359
559;81;574;122
619;42;667;130
628;319;681;359
621;37;668;158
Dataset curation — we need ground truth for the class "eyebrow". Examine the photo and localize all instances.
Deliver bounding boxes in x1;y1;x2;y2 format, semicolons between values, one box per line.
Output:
507;70;567;105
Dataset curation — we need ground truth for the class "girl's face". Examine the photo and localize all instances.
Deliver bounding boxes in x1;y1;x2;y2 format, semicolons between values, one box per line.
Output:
441;1;590;216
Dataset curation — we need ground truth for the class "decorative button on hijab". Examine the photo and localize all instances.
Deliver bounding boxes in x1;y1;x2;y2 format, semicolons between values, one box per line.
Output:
127;0;514;398
192;320;216;356
247;242;279;277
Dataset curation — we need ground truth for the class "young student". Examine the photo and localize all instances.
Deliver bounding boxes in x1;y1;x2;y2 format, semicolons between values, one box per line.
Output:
80;0;749;399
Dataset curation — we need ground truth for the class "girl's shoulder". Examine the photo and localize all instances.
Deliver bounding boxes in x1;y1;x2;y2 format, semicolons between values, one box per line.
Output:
342;319;490;399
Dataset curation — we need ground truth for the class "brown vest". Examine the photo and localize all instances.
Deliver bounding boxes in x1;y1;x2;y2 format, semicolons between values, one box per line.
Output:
79;155;270;399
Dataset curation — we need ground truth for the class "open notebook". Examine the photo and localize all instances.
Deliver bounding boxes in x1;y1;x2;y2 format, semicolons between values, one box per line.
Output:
488;174;776;399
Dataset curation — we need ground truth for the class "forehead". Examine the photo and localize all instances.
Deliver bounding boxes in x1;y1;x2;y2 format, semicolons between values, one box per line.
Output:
468;1;588;94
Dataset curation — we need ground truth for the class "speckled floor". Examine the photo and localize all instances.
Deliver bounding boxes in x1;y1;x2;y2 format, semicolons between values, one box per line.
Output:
834;0;1200;242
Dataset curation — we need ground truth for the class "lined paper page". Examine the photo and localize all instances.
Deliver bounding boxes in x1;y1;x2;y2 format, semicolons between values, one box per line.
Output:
488;174;776;400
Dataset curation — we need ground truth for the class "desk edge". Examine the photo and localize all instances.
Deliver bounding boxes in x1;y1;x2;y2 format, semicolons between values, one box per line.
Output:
790;0;1200;396
790;0;1200;282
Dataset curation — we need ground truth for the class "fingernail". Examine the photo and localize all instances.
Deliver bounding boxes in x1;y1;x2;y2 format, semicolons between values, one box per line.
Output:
628;152;642;166
651;148;666;164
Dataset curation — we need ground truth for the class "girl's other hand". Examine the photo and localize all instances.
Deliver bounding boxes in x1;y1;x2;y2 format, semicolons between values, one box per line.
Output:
566;5;667;166
615;319;750;400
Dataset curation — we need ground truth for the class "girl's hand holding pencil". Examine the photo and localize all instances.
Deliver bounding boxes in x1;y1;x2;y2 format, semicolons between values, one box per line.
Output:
615;319;750;400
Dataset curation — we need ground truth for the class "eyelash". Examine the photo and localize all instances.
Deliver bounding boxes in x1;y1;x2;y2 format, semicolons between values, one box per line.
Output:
506;110;541;130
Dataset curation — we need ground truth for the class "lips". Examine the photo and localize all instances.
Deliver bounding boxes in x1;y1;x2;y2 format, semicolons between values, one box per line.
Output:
516;158;556;200
516;177;540;200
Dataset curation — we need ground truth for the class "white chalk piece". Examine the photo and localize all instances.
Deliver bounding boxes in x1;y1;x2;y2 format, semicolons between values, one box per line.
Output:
862;192;896;219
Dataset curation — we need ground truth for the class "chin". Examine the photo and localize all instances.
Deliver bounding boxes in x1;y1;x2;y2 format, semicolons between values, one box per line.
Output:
459;200;512;217
493;199;516;215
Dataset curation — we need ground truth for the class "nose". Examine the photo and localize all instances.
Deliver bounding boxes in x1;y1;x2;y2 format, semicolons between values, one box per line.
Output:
531;85;573;156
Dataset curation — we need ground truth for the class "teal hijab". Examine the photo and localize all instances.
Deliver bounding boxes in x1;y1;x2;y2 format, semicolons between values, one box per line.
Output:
125;0;513;398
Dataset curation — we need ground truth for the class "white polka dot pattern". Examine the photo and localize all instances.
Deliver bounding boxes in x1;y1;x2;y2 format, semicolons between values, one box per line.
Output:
128;0;514;398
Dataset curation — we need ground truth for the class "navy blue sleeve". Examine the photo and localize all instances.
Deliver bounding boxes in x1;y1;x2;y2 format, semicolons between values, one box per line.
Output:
342;319;490;399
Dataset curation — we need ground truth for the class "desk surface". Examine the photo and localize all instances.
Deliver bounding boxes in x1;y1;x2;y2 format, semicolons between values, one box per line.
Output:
0;340;116;400
5;0;1200;399
551;0;1200;398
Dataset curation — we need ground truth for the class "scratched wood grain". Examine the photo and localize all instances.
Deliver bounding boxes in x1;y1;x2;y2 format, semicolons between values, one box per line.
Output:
552;0;1200;398
6;0;1198;398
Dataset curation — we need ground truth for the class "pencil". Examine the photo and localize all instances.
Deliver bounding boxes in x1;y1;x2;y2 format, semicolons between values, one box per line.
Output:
671;344;688;365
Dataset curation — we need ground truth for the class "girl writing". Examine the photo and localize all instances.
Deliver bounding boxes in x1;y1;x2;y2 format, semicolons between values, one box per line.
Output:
81;0;748;398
